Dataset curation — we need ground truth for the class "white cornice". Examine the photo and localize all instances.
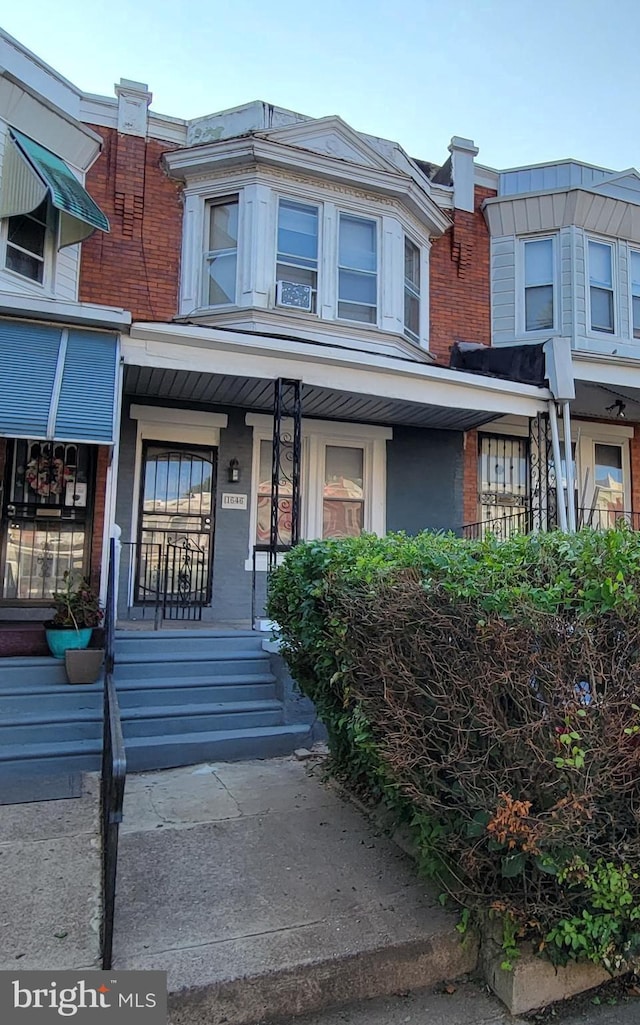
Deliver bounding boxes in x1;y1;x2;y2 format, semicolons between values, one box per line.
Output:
164;137;451;236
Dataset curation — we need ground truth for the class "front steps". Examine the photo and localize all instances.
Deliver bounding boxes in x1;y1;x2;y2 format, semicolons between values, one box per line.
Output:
0;630;313;781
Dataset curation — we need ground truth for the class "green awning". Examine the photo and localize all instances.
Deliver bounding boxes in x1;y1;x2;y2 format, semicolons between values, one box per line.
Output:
2;129;109;248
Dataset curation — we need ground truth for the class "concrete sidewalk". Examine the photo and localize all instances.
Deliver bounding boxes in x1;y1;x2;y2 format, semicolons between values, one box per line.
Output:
0;774;101;970
114;757;476;1024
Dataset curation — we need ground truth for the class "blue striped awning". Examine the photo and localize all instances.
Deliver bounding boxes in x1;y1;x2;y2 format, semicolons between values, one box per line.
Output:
0;320;119;444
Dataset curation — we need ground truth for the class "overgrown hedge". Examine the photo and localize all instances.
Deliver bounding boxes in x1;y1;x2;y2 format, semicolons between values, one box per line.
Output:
267;529;640;971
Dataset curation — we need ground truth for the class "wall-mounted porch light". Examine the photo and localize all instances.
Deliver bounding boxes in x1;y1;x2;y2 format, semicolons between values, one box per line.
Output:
227;457;241;483
606;399;626;419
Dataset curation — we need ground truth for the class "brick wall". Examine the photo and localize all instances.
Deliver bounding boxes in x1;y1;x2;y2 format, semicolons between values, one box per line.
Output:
429;186;495;366
430;186;495;526
79;127;183;322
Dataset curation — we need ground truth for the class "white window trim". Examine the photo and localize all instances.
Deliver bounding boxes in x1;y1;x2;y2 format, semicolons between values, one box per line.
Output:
587;236;617;337
201;195;241;310
0;200;57;295
274;195;321;313
517;234;558;337
245;413;392;569
628;245;640;341
403;231;423;344
336;210;380;328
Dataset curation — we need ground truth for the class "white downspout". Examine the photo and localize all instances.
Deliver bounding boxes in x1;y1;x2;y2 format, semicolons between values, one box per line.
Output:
562;400;577;532
548;401;568;532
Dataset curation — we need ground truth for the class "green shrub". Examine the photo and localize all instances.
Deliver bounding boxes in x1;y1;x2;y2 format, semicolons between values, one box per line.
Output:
268;529;640;971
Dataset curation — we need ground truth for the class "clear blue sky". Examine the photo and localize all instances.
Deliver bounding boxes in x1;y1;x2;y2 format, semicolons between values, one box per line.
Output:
3;0;640;172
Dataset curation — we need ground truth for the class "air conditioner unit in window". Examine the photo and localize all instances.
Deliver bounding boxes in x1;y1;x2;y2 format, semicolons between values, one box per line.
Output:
276;280;313;312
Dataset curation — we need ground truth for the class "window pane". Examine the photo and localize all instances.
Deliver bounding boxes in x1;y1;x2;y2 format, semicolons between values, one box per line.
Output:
338;268;377;305
256;439;293;546
5;247;44;282
339;215;377;272
323;500;364;538
7;213;47;258
633;295;640;339
337;300;376;323
209;202;238;251
404;237;420;290
594;443;624;518
631;251;640;294
525;284;553;331
207;252;237;305
278;200;318;262
524;238;553;286
589;241;612;288
590;286;614;332
276;263;316;288
404;290;420;339
324;446;363;494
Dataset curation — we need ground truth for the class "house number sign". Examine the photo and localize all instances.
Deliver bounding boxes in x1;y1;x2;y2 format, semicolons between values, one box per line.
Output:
221;493;248;510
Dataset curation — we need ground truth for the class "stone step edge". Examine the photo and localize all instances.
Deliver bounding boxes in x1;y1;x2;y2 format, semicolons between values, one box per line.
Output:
165;932;478;1025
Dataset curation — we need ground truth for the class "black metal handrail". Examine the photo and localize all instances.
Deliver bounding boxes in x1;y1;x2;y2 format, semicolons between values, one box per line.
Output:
461;509;530;540
100;536;126;971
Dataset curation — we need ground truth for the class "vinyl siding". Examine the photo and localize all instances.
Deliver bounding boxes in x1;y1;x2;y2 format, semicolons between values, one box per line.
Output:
491;236;516;344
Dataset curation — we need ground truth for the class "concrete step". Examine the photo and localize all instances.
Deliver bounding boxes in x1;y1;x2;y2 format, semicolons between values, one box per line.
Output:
116;676;278;707
114;630;265;657
0;682;102;715
0;700;285;745
115;654;271;681
0;724;311;777
123;724;313;772
0;657;69;688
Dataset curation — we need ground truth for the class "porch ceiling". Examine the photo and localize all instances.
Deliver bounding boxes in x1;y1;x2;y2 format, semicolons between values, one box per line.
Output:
123;365;501;431
573;380;640;423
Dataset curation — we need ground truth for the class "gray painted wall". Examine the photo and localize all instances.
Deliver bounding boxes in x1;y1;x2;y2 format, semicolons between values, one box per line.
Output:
386;426;463;534
114;403;465;624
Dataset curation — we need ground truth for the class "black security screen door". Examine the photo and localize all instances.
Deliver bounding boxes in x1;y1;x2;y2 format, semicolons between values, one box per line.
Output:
1;439;93;602
136;443;216;618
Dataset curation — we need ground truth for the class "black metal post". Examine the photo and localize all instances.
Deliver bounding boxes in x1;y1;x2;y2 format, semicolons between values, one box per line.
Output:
269;379;302;572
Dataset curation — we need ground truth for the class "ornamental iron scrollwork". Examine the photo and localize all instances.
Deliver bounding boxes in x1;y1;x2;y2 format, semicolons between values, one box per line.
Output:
269;379;302;571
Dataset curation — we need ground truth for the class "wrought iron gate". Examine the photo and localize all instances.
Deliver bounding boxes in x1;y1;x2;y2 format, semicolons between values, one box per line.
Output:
163;535;208;621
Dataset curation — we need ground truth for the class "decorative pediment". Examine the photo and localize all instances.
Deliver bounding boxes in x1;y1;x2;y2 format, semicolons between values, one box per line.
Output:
255;116;400;174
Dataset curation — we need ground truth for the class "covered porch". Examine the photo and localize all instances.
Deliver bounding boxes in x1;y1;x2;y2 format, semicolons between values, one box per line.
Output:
114;321;552;627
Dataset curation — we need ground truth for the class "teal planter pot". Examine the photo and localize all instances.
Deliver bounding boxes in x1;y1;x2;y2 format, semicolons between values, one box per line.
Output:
45;627;93;659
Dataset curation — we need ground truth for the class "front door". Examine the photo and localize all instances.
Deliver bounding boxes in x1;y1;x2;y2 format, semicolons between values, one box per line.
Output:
1;439;94;602
136;443;216;619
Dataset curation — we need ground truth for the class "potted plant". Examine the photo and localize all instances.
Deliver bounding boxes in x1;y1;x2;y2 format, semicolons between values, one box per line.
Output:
45;572;104;667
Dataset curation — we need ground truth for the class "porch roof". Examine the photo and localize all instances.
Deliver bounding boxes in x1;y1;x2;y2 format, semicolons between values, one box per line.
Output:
124;323;552;431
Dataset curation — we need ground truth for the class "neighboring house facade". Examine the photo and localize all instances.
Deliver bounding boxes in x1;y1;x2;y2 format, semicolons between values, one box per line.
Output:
472;160;640;536
76;87;550;625
0;30;128;643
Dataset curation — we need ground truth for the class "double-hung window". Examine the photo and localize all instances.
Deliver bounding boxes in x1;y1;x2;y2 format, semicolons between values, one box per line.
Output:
404;236;421;342
523;237;554;331
4;199;49;284
276;199;319;312
630;250;640;339
338;214;377;324
589;240;614;333
204;199;238;306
